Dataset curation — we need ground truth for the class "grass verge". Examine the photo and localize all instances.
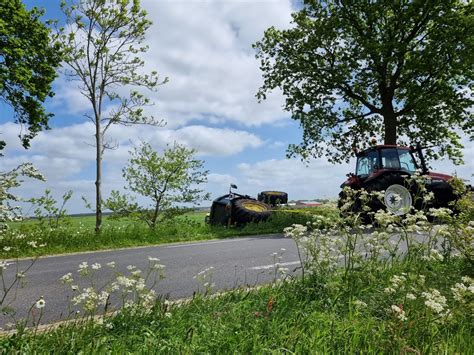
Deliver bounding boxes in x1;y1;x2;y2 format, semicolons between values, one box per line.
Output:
1;206;338;258
1;257;471;353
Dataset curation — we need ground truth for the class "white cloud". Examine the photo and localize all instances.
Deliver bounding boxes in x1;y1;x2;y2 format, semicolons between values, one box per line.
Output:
50;1;294;129
237;158;354;200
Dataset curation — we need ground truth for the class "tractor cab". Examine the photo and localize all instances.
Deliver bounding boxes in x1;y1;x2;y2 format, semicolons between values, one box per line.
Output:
355;146;419;180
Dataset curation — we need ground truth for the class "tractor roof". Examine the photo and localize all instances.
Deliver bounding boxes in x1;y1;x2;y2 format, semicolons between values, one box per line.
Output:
356;145;412;157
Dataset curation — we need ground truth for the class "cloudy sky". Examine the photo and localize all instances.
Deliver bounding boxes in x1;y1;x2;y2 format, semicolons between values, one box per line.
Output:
1;0;472;214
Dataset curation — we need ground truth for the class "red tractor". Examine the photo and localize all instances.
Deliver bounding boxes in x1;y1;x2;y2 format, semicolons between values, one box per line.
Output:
339;143;464;218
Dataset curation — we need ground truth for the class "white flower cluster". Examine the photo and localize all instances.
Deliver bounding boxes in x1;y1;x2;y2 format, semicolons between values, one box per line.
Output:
72;287;110;312
283;224;308;242
374;210;398;227
428;207;452;220
384;273;407;294
390;304;407;321
62;258;166;315
0;260;10;271
422;249;444;262
421;289;449;316
451;276;474;307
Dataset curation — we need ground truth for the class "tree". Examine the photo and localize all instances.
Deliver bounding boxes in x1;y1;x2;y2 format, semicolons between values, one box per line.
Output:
0;0;62;151
105;142;210;229
58;0;167;232
254;0;473;163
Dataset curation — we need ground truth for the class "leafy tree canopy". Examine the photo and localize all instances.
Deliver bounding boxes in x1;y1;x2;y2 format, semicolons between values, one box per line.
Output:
0;0;61;150
255;0;473;163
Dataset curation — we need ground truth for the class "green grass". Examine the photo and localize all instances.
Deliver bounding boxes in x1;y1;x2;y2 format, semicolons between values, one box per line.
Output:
2;206;338;259
1;258;471;353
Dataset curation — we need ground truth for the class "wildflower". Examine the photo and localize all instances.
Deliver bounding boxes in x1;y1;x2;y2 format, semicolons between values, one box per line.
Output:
428;207;452;220
115;275;135;288
422;289;447;314
390;305;407;321
78;262;88;270
71;285;79;291
152;263;165;271
126;265;136;271
384;287;396;294
164;312;172;318
0;261;10;270
91;263;101;270
148;257;160;262
353;299;368;308
423;192;435;203
3;247;11;252
27;241;38;248
423;249;444;262
451;276;474;304
106;261;116;268
16;272;25;279
389;274;406;287
60;273;74;284
98;291;109;306
35;297;46;309
406;293;417;301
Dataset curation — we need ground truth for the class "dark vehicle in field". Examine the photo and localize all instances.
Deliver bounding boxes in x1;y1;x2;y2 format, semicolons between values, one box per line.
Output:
206;184;272;226
339;143;465;217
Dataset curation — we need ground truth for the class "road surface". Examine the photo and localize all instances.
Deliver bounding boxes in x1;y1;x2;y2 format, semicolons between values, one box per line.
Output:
0;234;300;327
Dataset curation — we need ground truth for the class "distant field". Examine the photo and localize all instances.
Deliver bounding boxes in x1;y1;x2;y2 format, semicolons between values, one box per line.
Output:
10;210;210;230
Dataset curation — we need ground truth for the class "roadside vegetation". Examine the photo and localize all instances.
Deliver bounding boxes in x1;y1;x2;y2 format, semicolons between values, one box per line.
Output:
0;184;472;353
1;206;338;259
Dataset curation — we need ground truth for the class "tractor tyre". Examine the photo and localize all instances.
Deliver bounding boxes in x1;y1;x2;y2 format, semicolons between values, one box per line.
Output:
257;191;288;205
233;199;272;225
338;188;371;224
364;173;414;216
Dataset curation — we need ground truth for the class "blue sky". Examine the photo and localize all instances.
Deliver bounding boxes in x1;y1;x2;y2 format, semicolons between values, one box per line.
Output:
1;0;472;214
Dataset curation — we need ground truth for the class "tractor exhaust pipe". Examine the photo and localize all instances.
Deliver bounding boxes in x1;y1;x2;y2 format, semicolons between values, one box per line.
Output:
415;142;429;174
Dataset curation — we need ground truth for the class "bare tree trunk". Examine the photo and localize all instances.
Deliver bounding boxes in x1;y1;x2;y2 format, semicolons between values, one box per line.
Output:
95;121;102;233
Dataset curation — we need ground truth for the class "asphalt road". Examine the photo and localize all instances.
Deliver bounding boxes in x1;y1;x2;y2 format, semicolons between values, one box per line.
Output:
0;234;300;327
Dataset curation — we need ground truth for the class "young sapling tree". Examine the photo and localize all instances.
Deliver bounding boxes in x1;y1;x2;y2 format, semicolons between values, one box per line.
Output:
106;142;209;229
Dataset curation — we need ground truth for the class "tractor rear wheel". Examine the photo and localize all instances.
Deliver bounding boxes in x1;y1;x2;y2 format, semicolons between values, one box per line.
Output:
257;191;288;205
233;199;272;225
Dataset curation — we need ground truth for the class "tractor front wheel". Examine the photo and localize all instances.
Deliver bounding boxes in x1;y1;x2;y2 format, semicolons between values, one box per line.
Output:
365;173;413;216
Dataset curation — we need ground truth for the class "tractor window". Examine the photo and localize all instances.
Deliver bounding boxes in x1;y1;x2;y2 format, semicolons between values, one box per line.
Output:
398;149;417;173
380;148;401;170
356;150;378;177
